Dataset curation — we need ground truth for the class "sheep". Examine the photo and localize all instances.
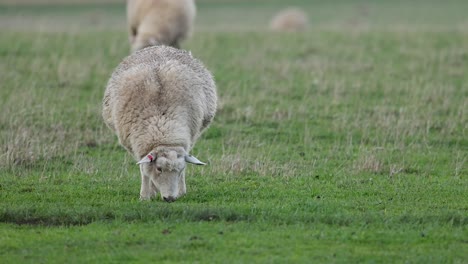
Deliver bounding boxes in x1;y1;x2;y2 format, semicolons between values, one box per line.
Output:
269;7;309;32
127;0;196;52
102;45;217;202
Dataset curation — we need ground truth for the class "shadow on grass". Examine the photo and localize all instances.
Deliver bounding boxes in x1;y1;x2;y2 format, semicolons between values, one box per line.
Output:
0;206;256;227
1;205;466;228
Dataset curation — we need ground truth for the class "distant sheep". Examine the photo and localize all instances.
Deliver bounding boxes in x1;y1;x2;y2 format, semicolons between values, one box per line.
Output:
269;7;308;32
127;0;196;51
102;45;217;202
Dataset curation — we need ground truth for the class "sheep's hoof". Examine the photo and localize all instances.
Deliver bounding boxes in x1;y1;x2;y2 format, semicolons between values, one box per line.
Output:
139;196;151;201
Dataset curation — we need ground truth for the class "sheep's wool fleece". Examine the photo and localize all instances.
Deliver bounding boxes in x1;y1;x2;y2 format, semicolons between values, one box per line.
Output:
127;0;196;49
102;46;217;160
270;7;308;32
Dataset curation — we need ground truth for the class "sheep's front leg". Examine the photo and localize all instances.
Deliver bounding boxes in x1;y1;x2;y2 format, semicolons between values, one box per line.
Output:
178;170;187;197
150;178;159;198
139;165;151;200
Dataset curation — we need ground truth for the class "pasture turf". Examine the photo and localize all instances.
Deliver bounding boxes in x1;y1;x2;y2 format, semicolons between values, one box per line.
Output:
0;0;467;263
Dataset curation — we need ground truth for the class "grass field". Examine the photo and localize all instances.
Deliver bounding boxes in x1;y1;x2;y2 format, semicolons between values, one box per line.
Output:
1;0;467;263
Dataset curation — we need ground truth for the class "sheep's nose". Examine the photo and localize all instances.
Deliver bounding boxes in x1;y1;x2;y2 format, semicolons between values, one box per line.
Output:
163;196;175;203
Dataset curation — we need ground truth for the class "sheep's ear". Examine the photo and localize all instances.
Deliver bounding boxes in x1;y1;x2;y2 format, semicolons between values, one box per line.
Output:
137;153;156;165
185;155;206;165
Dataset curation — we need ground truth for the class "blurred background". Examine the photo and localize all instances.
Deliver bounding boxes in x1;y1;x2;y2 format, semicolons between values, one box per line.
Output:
1;0;467;33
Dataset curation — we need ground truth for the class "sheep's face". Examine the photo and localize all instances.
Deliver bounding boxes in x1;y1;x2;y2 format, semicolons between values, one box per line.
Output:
138;147;206;202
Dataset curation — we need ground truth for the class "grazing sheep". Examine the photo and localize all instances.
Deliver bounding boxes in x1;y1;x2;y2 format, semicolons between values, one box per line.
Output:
269;7;308;32
102;45;217;202
127;0;196;51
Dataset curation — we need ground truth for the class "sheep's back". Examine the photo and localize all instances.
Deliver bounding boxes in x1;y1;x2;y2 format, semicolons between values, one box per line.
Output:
103;46;217;154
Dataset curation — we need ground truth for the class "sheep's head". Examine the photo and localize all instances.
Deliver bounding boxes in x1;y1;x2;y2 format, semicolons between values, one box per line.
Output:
137;146;205;202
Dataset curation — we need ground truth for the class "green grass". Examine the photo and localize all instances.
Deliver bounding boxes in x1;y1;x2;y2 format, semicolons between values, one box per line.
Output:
1;1;467;263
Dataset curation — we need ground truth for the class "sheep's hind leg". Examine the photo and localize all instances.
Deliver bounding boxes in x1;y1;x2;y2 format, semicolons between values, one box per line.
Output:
171;40;180;49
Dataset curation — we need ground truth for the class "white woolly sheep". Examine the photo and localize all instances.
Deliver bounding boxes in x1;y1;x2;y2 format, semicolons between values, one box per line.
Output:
127;0;196;51
269;7;309;32
102;45;217;202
